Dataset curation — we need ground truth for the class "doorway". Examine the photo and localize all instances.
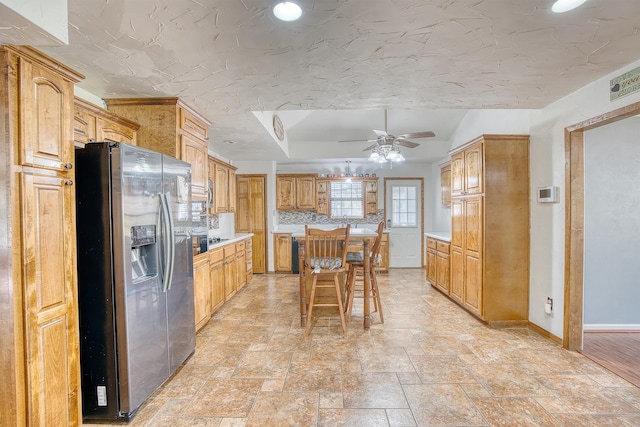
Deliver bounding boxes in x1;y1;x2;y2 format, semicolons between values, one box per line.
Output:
564;100;640;387
384;178;424;268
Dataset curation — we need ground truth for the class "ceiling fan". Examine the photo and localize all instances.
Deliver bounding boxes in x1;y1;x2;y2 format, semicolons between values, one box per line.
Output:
338;109;436;152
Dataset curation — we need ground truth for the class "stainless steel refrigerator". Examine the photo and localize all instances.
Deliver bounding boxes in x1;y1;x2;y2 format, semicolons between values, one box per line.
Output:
75;142;195;421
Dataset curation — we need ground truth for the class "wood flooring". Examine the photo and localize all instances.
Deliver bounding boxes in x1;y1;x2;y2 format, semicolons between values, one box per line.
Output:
581;331;640;388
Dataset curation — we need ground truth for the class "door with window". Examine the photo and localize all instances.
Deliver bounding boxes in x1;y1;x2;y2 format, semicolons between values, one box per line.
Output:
385;179;422;268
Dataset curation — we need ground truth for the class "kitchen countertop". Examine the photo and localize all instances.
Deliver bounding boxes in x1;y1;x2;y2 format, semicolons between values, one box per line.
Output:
424;232;451;242
207;233;253;250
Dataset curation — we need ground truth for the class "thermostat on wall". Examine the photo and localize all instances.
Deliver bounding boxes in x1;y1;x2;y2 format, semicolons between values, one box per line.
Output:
537;186;559;203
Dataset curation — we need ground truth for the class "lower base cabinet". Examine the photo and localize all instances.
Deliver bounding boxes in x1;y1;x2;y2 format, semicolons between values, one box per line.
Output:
194;237;253;332
425;237;450;294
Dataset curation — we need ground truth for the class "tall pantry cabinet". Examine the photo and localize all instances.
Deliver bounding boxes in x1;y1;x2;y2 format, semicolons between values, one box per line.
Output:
449;134;530;325
0;46;84;426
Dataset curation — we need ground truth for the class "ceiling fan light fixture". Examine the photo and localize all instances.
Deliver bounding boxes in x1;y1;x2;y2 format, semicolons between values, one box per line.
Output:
272;1;303;21
551;0;587;13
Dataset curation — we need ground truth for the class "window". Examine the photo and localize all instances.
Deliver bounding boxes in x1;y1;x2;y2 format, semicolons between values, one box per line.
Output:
391;186;417;226
330;181;363;218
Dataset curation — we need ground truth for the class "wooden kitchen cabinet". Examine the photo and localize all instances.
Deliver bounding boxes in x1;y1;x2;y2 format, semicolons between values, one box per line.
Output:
440;162;451;207
276;174;316;210
209;156;237;213
245;237;254;283
378;232;389;273
1;46;84;427
210;248;226;314
365;179;379;215
74;98;140;147
104;97;211;201
316;179;329;215
448;134;529;325
236;240;247;290
426;237;450;294
274;233;293;272
193;253;211;332
224;245;238;299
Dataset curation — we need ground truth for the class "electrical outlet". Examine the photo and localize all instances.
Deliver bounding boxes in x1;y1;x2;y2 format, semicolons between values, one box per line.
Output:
545;297;553;314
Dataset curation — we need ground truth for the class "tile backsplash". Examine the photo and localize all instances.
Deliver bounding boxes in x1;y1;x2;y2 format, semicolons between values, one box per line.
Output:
278;209;384;225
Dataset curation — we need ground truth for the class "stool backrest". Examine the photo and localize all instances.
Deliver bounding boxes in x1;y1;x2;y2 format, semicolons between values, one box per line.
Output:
304;225;351;272
369;221;385;263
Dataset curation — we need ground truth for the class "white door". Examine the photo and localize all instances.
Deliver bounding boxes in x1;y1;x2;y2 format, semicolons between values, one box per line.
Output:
385;179;422;268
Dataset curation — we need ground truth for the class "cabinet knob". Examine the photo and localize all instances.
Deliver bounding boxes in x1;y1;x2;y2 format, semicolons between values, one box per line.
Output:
65;180;74;186
64;163;73;169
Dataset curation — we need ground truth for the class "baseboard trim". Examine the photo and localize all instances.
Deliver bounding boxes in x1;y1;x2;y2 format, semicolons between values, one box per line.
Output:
583;324;640;332
528;321;563;345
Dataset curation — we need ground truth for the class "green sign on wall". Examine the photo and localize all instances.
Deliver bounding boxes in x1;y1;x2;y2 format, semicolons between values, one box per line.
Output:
610;66;640;101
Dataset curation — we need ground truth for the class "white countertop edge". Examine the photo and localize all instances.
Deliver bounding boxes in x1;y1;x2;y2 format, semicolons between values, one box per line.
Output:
424;232;451;242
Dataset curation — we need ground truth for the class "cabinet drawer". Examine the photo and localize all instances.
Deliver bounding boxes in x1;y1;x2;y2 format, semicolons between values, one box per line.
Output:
180;108;208;140
224;245;236;258
209;248;224;264
236;241;246;252
436;241;450;254
426;238;437;250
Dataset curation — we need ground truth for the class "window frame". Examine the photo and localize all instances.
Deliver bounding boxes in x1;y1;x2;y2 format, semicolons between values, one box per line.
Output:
328;180;365;219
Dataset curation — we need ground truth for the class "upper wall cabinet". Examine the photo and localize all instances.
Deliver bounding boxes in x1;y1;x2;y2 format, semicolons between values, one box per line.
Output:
73;97;139;147
104;98;211;201
451;142;483;197
208;156;237;213
440;162;451;207
276;174;316;210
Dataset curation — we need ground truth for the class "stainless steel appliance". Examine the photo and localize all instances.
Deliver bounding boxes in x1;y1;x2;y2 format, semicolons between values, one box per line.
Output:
75;142;195;421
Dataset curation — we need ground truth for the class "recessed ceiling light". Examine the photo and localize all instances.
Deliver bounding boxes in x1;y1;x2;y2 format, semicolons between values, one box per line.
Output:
224;140;236;145
272;1;303;22
551;0;587;13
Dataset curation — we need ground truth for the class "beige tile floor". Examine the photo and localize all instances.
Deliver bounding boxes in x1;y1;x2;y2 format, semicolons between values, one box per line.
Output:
84;269;640;426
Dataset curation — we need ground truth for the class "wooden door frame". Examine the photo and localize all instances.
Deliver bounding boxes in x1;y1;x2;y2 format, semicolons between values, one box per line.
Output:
564;100;640;350
383;177;425;267
236;174;268;274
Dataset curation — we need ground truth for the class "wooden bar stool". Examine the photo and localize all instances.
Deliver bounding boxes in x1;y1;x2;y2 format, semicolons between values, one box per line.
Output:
344;221;384;323
303;225;351;336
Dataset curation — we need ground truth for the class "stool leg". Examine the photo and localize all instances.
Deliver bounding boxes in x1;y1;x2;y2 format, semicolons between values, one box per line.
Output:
372;267;383;323
305;275;318;336
334;275;347;336
346;265;357;322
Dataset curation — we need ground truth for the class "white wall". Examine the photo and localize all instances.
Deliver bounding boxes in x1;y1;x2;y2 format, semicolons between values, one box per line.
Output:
583;117;640;326
528;58;640;338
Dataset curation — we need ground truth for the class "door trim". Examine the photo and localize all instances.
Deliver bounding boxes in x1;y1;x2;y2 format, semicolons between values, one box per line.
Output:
383;177;425;267
564;100;640;350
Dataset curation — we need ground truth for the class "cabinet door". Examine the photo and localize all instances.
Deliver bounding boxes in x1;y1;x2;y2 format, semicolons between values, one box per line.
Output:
236;250;246;289
463;252;482;316
449;247;464;304
193;256;211;332
274;234;292;272
440;164;451;207
436;252;450;294
250;178;266;274
228;169;236;212
450;199;464;250
464;144;483;195
224;249;237;299
365;180;378;215
21;171;80;426
378;233;389;272
73;108;95;145
276;177;296;210
316;180;329;215
181;134;208;201
463;196;483;316
426;248;437;284
215;164;229;212
96;117;137;145
450;152;464;197
20;58;74;171
296;176;316;209
464;197;483;255
210;260;225;312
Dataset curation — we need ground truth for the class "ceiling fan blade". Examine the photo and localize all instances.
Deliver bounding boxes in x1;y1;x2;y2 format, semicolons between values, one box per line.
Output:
362;142;379;151
394;138;420;148
338;138;376;143
373;129;388;137
396;131;435;139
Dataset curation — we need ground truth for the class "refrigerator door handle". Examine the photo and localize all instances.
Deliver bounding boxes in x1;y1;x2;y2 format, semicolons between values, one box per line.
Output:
159;193;173;292
165;192;176;290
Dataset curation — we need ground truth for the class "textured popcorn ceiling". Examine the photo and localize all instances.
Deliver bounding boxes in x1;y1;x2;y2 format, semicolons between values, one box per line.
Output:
40;0;640;163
